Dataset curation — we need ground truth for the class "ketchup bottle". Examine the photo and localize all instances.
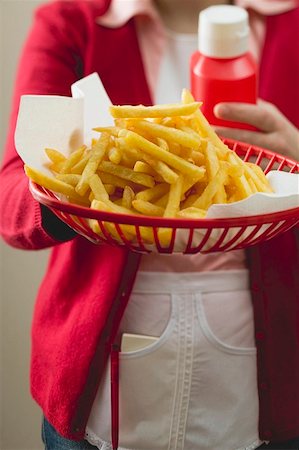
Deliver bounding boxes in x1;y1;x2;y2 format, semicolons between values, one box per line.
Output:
190;5;257;130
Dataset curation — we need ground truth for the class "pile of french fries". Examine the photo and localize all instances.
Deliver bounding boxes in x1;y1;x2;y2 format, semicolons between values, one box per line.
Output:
24;89;273;245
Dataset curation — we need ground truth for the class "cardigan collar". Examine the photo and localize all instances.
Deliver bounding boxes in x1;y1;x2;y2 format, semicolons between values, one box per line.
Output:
96;0;299;28
96;0;158;28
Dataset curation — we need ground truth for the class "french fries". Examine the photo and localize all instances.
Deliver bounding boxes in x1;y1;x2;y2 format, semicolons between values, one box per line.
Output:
109;102;201;118
24;89;273;247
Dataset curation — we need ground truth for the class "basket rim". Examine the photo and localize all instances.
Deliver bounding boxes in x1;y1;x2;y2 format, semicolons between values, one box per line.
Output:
29;138;299;230
30;181;299;229
222;138;299;166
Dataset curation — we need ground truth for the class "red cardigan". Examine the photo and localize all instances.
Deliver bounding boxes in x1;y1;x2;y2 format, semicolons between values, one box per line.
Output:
0;0;299;442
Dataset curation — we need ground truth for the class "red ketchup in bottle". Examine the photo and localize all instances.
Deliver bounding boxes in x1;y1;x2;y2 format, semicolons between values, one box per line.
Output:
190;5;257;130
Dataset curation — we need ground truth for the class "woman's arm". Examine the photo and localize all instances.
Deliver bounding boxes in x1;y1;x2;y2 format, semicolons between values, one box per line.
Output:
0;2;87;249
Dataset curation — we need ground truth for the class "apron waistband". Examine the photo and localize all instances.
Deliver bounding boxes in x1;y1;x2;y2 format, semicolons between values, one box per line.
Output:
133;270;249;293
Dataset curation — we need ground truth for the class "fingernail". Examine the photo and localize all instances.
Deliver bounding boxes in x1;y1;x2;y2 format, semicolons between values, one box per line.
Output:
214;104;229;117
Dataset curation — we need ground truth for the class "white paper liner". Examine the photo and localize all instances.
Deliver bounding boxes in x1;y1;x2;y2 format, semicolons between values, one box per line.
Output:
15;73;113;174
15;73;299;252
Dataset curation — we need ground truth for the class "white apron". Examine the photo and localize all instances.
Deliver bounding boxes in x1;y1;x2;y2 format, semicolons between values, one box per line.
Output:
86;270;263;450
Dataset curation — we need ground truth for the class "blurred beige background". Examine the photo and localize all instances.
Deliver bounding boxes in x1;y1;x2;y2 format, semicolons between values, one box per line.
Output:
1;1;48;449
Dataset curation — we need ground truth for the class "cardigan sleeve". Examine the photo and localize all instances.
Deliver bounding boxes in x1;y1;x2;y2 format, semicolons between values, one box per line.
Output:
0;2;88;249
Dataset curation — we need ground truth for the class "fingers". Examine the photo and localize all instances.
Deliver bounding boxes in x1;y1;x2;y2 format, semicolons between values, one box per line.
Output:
213;126;274;150
214;102;277;132
214;101;299;159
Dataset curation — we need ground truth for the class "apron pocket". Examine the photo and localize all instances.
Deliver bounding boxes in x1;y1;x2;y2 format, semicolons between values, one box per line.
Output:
118;292;173;342
196;291;256;354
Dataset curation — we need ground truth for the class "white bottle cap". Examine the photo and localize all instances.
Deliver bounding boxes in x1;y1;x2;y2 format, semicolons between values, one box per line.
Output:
198;5;249;58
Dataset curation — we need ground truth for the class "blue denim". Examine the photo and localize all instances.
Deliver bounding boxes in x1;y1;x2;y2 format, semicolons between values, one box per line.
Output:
42;417;299;450
42;418;98;450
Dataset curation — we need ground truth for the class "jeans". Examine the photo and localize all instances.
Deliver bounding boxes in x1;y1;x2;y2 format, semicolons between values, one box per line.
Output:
42;418;97;449
42;417;299;450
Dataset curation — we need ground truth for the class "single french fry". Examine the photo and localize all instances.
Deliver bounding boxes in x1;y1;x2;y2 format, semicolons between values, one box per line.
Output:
164;174;184;218
110;102;201;118
122;186;135;209
177;207;207;219
98;172;137;190
56;173;81;186
93;126;121;137
45;148;67;164
99;161;155;188
226;152;244;177
48;161;65;173
76;133;110;196
60;145;86;174
189;150;205;166
181;88;228;156
108;147;122;164
89;174;109;202
135;183;169;202
132;199;164;217
133;161;158;177
71;154;91;174
204;142;220;178
158;174;184;245
142;155;179;184
91;198;135;216
129;120;201;149
156;137;169;151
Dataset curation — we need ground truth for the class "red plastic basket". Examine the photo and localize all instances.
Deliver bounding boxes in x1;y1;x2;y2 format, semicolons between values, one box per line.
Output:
30;139;299;254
